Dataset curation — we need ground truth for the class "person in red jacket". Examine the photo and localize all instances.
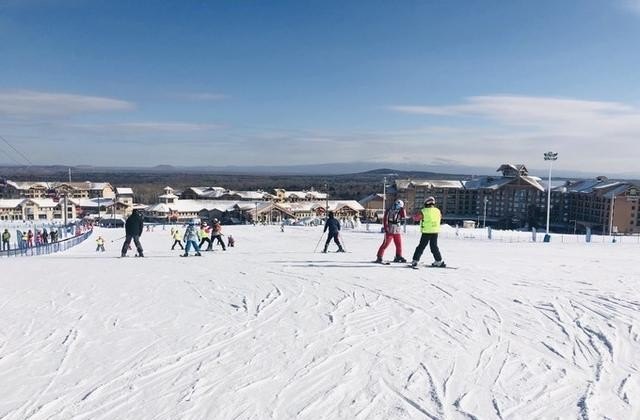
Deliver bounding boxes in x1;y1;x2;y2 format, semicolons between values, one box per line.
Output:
375;199;407;263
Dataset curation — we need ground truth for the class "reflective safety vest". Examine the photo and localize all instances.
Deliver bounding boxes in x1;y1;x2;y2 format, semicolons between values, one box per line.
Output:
420;207;441;234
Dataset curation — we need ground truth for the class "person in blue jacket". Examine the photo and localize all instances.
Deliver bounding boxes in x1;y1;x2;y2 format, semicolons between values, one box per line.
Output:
322;211;345;253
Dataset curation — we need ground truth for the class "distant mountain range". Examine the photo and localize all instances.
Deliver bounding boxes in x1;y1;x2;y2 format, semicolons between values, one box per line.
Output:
0;161;637;181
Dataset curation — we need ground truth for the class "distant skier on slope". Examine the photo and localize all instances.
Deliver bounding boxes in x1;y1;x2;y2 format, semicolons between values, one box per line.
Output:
121;209;144;257
410;196;445;268
171;227;184;250
181;221;202;257
210;219;226;251
322;211;345;253
375;199;407;263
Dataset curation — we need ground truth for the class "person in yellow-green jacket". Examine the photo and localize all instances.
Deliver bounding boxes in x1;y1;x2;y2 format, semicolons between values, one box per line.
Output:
410;196;445;268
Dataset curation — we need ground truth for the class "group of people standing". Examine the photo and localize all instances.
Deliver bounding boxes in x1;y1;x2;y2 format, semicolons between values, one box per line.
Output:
375;196;445;267
171;218;230;257
321;197;445;268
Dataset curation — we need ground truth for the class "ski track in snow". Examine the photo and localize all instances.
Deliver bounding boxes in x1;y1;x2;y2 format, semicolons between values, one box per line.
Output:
1;225;639;419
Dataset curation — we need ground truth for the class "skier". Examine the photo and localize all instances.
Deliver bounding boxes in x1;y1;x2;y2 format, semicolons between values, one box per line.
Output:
227;234;235;247
375;199;407;263
27;230;34;247
121;209;144;257
198;222;212;251
171;227;184;250
322;211;345;253
410;196;446;268
96;236;106;252
2;228;10;251
210;219;226;250
181;221;202;257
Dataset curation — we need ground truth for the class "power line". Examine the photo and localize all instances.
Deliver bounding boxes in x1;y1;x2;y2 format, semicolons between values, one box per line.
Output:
0;143;23;165
0;134;33;165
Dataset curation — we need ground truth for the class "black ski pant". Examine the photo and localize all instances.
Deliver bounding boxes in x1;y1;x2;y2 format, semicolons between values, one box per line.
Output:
199;237;212;250
121;235;143;256
412;233;442;263
211;234;226;250
171;239;184;250
324;232;342;249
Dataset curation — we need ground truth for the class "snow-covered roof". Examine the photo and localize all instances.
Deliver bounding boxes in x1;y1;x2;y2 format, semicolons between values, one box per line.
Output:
69;198;116;208
116;187;134;195
158;193;179;199
0;199;25;209
25;198;60;208
148;200;239;213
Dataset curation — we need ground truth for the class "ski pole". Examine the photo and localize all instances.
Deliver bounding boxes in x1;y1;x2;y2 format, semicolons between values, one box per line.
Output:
314;231;326;253
339;233;347;251
110;235;126;243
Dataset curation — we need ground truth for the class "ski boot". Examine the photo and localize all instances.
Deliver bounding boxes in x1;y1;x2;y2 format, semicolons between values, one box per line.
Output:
393;256;406;263
431;260;446;267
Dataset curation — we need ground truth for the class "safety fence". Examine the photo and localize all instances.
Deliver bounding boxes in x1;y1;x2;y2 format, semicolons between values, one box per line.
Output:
356;224;640;245
0;229;93;258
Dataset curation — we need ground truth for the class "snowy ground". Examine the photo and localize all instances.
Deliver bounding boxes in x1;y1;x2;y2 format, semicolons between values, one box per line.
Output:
1;225;639;419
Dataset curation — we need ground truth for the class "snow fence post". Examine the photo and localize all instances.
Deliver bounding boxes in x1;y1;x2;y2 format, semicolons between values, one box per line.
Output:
531;227;537;242
487;226;492;240
585;227;592;243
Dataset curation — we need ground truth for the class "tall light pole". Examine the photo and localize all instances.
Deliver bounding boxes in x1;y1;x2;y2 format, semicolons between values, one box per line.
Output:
609;195;616;236
382;176;387;216
483;196;488;228
544;151;558;240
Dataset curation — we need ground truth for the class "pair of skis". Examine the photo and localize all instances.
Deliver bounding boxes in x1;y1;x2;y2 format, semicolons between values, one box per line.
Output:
372;260;458;269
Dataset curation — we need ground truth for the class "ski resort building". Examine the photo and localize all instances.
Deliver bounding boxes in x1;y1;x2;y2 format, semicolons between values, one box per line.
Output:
395;164;546;229
557;177;640;235
0;198;77;221
1;180;115;199
392;164;640;234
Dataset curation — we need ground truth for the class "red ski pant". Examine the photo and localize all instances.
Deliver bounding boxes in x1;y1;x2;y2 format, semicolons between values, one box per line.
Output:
377;233;402;258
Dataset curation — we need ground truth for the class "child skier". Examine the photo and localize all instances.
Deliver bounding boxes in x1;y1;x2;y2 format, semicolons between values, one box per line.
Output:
96;236;106;252
181;221;202;257
211;219;226;251
375;199;407;263
171;227;184;250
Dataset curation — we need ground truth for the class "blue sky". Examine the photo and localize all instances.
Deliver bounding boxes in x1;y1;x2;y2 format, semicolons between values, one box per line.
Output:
1;0;640;176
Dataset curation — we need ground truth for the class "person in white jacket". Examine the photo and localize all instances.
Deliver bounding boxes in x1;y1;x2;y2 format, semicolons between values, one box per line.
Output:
181;221;202;257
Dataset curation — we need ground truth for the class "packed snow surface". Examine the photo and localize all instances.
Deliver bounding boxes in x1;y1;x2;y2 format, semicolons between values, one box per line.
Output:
1;225;639;419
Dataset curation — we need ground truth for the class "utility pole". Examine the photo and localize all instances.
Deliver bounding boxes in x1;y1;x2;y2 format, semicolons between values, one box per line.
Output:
68;168;72;183
483;196;488;228
382;177;387;216
544;151;558;242
609;195;616;236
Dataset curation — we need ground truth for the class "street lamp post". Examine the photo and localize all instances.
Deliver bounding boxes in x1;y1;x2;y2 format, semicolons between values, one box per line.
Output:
609;195;616;236
483;196;488;228
382;176;387;219
544;151;558;241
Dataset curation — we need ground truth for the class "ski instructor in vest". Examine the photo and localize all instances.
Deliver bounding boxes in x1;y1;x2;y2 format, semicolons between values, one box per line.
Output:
121;209;144;257
375;199;407;263
410;196;445;268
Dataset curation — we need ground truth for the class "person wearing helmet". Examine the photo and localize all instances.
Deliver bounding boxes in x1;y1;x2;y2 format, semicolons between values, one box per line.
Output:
410;196;445;267
322;211;345;253
181;220;202;257
375;198;407;263
210;218;226;251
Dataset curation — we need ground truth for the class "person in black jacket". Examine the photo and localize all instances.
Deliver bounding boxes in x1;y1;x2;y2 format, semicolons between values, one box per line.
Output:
121;209;144;257
323;211;345;253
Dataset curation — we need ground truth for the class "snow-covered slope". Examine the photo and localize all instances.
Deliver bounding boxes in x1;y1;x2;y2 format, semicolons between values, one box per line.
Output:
1;225;639;419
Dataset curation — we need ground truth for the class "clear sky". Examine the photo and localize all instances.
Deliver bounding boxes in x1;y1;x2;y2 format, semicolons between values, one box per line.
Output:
1;0;640;176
